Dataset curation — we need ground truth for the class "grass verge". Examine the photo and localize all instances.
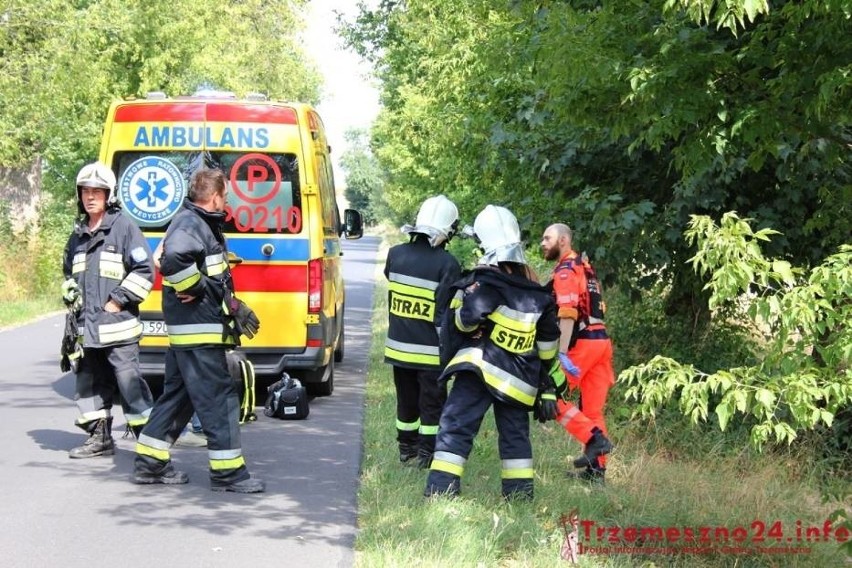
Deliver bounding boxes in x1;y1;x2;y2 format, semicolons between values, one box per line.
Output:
354;246;849;567
0;296;63;330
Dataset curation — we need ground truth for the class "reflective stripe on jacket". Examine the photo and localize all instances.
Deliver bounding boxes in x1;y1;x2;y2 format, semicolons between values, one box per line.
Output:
62;208;154;348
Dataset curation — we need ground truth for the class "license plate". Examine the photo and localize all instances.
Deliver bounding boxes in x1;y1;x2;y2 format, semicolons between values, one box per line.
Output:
142;320;168;336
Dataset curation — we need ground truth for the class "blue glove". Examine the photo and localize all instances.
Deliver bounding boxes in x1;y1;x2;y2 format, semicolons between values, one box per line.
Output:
558;352;580;377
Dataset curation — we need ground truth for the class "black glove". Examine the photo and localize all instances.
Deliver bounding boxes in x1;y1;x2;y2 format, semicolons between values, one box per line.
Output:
228;297;260;339
60;312;82;372
533;389;558;423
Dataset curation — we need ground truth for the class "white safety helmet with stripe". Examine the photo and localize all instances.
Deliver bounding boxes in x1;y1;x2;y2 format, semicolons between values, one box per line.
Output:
75;161;117;213
400;194;460;248
473;204;527;265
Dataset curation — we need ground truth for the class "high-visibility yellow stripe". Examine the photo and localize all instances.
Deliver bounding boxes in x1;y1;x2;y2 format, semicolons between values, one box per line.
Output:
431;451;465;476
385;338;440;356
454;309;479;333
431;459;463;476
206;254;228;276
98;318;142;343
121;272;153;299
209;448;246;471
537;339;559;360
125;415;149;427
388;272;438;291
163;264;201;292
72;253;86;274
136;442;170;462
384;346;439;366
501;458;533;480
487;307;538;333
75;409;109;424
420;424;439;436
169;333;235;346
447;348;537;407
396;418;420;431
210;456;246;471
388;281;435;301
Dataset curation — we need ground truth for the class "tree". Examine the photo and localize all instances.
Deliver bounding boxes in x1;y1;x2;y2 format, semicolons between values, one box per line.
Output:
0;0;321;191
341;0;851;318
339;128;387;225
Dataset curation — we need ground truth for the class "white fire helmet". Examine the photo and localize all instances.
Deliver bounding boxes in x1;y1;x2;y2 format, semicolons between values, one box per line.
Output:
473;204;527;266
400;195;460;247
75;162;117;211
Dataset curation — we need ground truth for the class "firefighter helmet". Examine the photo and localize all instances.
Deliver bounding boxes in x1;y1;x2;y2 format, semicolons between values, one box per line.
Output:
401;195;460;247
75;162;117;212
473;204;527;265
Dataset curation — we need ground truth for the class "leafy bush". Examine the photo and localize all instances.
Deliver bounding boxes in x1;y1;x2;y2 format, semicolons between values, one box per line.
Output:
0;194;74;303
621;213;852;453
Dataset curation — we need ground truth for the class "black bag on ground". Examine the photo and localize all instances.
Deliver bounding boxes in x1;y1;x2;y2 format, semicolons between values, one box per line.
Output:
264;373;309;420
226;350;257;424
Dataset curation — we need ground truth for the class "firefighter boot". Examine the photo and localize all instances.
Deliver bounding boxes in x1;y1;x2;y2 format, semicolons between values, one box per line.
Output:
132;461;189;485
416;448;433;470
211;477;265;494
567;466;606;484
416;435;436;469
69;417;115;459
572;428;612;469
399;441;418;464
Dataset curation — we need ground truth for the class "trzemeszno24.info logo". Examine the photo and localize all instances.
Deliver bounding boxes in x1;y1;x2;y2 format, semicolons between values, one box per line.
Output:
558;511;849;562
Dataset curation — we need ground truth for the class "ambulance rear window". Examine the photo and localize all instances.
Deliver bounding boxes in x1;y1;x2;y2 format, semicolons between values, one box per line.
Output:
113;151;302;234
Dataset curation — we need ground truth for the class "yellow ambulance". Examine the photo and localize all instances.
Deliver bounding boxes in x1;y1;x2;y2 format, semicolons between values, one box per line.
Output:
98;90;363;396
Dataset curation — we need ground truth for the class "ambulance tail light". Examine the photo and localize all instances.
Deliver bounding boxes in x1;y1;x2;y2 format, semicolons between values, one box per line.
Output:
308;259;322;313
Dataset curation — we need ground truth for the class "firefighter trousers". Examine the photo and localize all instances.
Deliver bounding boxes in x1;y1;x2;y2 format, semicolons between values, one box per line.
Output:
393;366;446;453
425;371;534;499
134;347;251;485
74;343;153;432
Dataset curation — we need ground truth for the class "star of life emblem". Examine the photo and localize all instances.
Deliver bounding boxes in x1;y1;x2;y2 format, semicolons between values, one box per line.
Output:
118;157;186;227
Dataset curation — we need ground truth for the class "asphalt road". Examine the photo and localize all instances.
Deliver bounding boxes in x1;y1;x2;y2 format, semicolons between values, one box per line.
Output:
0;235;380;568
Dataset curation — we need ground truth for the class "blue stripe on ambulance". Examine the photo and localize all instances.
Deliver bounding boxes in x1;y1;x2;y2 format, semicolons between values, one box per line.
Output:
146;237;311;262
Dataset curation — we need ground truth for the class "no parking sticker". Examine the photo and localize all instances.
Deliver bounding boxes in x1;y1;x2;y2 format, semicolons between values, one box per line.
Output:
227;153;301;233
118;157;186;227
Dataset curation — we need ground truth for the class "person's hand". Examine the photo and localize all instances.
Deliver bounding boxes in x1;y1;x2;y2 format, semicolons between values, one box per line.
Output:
229;298;260;339
558;352;580;377
61;278;81;311
153;241;164;270
104;299;121;313
533;389;558;423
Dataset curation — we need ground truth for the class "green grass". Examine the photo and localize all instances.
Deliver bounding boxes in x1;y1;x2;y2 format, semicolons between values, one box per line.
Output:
354;249;849;567
0;296;63;330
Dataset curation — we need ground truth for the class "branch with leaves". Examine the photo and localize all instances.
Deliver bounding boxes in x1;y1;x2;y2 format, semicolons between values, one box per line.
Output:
622;212;852;450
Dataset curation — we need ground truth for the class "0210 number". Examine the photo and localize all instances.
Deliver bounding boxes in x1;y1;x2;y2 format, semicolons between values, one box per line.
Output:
225;205;302;233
